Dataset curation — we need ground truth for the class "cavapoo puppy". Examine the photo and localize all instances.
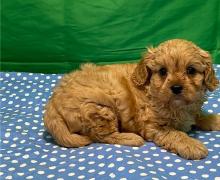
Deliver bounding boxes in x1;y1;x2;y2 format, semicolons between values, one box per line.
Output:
44;39;220;159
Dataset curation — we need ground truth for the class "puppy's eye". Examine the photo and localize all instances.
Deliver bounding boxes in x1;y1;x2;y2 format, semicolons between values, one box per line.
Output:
159;68;167;76
187;66;196;75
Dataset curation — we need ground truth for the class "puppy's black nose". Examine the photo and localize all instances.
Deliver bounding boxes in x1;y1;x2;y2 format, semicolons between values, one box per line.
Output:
171;85;183;94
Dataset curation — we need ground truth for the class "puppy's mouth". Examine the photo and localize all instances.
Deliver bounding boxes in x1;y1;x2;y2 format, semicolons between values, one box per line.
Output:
169;95;192;107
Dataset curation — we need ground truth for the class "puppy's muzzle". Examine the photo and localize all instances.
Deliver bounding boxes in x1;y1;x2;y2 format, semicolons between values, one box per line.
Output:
170;85;183;94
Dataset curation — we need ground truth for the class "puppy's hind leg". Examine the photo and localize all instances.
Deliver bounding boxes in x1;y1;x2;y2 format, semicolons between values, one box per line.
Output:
102;132;145;147
81;103;145;147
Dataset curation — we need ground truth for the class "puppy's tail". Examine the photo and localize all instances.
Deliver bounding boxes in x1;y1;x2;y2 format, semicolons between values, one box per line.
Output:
48;120;92;148
44;106;92;148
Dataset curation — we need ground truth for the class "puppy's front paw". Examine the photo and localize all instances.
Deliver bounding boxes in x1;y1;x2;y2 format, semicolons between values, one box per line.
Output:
177;138;208;160
196;114;220;131
210;115;220;131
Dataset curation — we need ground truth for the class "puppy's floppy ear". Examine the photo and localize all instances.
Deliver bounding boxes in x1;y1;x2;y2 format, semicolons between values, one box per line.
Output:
131;48;154;87
200;50;219;91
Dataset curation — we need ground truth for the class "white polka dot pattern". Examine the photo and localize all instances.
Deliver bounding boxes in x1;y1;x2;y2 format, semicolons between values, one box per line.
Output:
0;66;220;179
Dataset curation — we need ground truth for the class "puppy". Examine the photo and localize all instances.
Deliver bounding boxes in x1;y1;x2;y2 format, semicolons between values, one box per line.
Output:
44;39;220;159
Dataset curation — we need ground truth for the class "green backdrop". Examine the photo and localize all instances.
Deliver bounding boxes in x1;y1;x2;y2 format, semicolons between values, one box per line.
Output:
1;0;220;73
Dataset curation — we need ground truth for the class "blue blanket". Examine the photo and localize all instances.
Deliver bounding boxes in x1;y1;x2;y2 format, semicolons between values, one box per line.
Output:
1;65;220;180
